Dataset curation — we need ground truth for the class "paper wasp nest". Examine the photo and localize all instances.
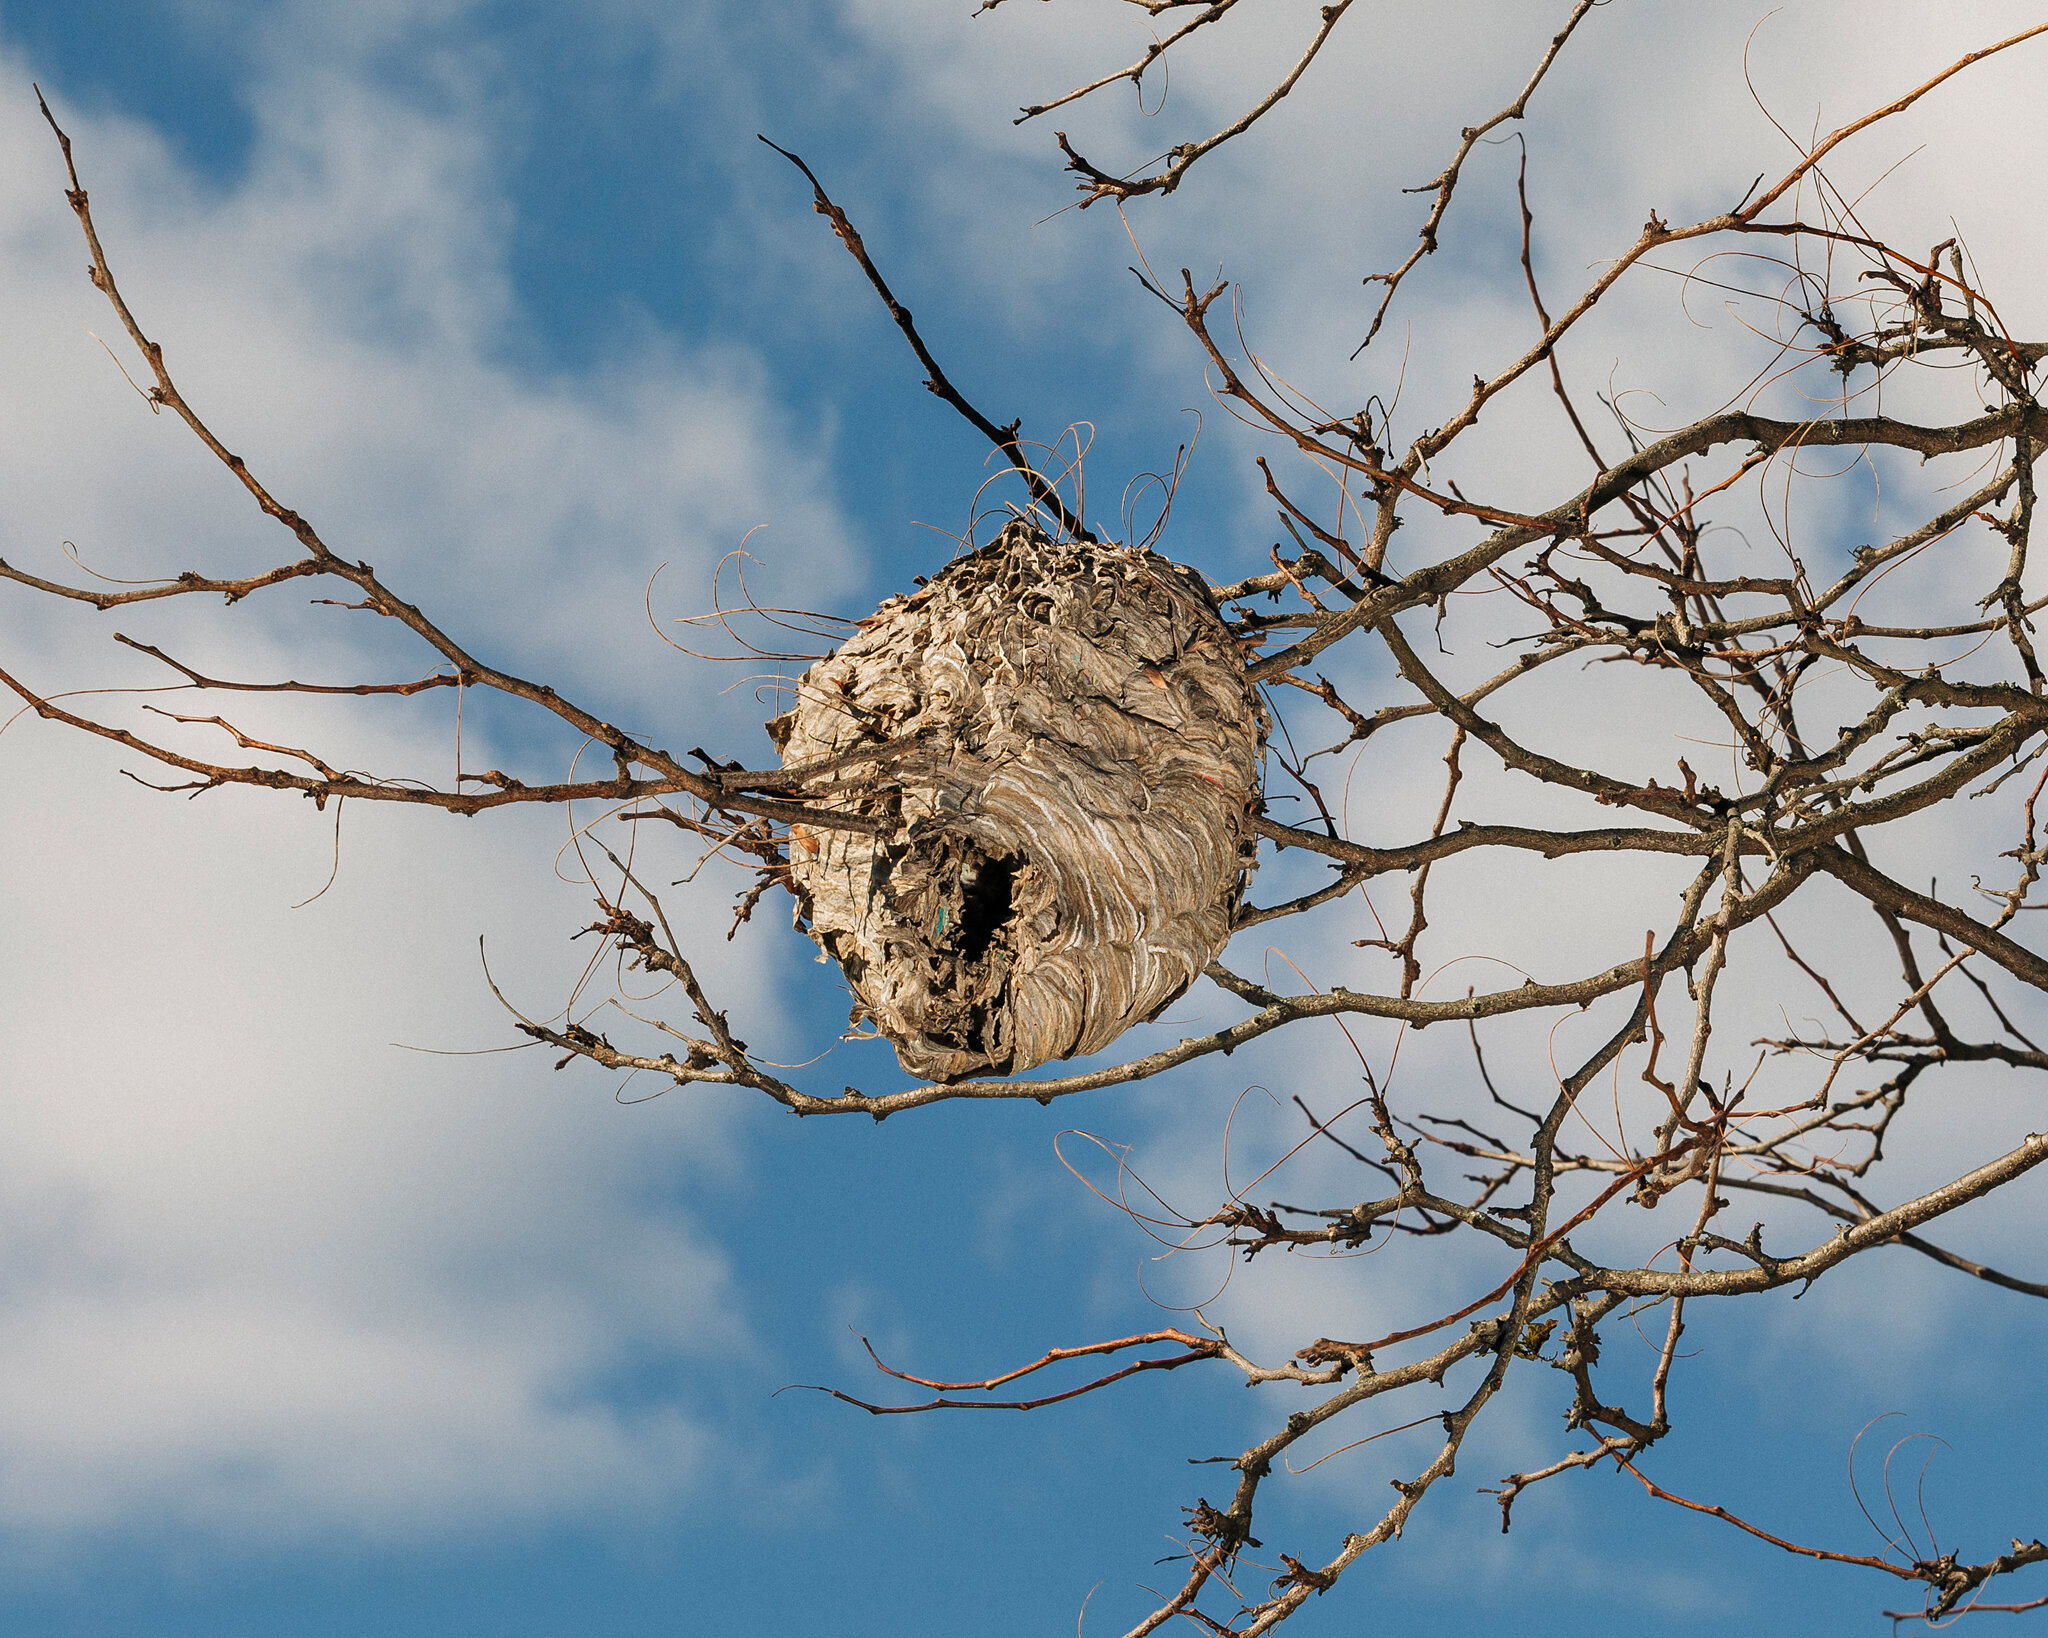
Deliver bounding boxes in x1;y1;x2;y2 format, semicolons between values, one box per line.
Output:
769;520;1267;1083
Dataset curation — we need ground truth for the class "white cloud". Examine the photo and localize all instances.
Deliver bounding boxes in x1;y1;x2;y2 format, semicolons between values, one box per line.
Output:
828;0;2048;543
7;0;2047;1591
0;7;857;1545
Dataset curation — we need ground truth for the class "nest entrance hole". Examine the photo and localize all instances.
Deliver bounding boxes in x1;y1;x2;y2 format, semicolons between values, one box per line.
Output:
895;834;1030;1061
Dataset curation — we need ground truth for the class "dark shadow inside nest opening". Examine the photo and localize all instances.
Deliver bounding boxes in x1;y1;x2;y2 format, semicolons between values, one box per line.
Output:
952;850;1022;963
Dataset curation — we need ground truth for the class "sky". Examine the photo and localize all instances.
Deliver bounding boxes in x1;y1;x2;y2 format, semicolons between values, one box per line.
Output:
1;2;2045;1634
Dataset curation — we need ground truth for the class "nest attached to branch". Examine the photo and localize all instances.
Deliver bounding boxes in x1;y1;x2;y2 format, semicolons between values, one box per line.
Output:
769;520;1268;1083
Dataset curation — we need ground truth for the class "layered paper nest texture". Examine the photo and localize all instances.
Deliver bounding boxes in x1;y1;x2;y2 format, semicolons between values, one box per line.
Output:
771;522;1268;1083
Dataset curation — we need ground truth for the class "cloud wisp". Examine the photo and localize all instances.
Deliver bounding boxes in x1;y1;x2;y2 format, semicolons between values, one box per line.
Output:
0;11;863;1548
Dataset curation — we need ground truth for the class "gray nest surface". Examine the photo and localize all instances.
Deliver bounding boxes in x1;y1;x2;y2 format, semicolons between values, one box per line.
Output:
770;520;1268;1083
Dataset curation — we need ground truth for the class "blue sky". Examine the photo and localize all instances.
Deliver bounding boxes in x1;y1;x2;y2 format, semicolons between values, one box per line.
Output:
1;2;2045;1634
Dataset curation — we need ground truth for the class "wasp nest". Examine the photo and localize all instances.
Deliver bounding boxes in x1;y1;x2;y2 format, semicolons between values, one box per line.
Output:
769;520;1268;1083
